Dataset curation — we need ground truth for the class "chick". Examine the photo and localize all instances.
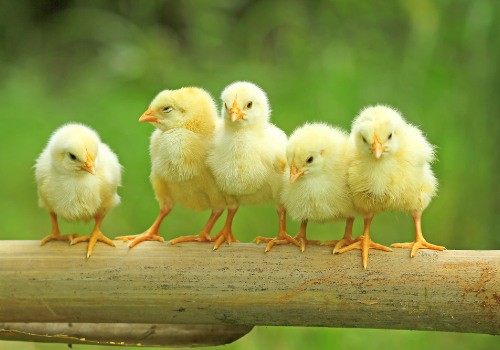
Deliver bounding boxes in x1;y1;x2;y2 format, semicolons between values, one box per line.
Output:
35;123;121;258
281;123;358;252
116;87;227;247
207;81;298;251
338;105;445;268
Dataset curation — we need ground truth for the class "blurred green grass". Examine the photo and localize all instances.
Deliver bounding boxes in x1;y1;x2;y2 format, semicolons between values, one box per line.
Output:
0;0;499;349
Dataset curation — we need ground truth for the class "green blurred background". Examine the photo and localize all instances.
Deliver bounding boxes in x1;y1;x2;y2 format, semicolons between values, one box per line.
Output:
0;0;498;349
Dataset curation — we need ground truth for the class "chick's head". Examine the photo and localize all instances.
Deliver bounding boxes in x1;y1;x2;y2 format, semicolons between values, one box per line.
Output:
220;81;270;127
287;123;346;184
49;124;99;176
140;87;217;135
352;105;404;159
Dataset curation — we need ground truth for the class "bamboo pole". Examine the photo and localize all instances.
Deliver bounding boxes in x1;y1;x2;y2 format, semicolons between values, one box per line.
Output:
0;240;498;345
0;323;252;347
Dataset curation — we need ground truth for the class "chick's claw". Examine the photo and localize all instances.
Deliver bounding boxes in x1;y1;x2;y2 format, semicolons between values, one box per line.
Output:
71;231;115;259
391;239;446;258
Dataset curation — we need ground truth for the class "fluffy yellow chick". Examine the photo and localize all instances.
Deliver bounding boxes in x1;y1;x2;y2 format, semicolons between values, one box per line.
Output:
35;123;122;258
338;105;445;268
207;81;298;251
116;87;227;247
281;123;358;252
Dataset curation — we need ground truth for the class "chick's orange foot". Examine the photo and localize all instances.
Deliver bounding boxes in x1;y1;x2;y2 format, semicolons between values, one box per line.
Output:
337;236;392;269
170;232;212;245
294;235;321;252
322;237;356;254
171;210;223;245
40;233;76;246
115;231;165;248
211;229;239;250
71;230;115;258
391;239;446;258
255;232;300;252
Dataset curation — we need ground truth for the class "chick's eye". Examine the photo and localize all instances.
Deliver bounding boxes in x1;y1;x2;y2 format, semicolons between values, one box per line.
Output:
246;101;253;109
362;136;367;143
388;133;393;140
306;156;314;164
163;106;173;113
69;153;77;160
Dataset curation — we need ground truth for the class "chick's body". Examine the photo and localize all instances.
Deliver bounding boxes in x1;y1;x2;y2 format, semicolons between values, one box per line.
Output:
283;124;356;221
348;125;437;214
281;123;358;251
209;123;286;205
36;123;121;258
339;105;444;268
117;87;227;247
207;81;297;250
150;127;224;211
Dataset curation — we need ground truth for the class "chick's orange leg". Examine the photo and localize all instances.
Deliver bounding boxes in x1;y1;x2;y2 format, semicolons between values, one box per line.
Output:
70;215;115;258
337;214;391;269
115;206;171;248
322;217;356;253
40;212;76;245
212;207;239;250
170;210;223;245
293;220;321;252
255;208;300;252
391;211;446;257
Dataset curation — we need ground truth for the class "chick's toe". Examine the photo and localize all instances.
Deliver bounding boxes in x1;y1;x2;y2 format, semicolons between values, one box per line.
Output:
71;229;115;259
292;221;321;252
256;233;300;253
115;231;165;248
170;232;212;245
337;236;392;269
212;228;239;250
170;210;223;245
255;209;300;252
391;239;446;257
40;233;76;246
323;237;356;254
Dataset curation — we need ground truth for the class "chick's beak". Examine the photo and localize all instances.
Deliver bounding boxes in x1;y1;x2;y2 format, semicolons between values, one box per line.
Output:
229;99;245;122
289;163;305;184
371;135;383;159
81;155;95;175
139;108;158;123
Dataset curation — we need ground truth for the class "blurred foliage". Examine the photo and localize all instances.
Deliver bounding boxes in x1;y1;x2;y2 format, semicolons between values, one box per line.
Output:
0;0;499;349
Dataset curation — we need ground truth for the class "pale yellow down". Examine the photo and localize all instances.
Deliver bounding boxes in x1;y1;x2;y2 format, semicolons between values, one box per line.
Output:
348;105;437;214
35;123;122;221
207;81;287;206
148;87;227;212
282;123;358;222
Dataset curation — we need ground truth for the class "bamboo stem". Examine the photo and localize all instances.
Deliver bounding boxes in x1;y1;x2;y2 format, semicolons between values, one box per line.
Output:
0;240;498;343
0;323;252;347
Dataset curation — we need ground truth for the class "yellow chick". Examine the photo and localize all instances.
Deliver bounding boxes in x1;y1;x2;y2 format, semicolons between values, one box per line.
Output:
116;87;227;247
207;81;298;251
338;105;445;268
35;123;122;258
281;123;358;252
